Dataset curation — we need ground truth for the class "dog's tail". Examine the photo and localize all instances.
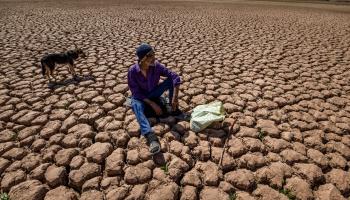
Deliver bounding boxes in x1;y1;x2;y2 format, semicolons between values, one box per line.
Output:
41;60;46;77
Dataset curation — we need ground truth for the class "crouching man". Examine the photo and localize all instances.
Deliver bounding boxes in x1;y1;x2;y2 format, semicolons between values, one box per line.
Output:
127;43;181;154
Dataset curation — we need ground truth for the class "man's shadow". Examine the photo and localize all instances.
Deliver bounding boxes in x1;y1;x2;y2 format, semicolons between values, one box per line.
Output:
48;74;96;90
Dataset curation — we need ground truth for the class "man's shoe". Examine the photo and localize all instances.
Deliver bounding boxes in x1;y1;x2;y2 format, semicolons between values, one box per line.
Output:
145;132;161;155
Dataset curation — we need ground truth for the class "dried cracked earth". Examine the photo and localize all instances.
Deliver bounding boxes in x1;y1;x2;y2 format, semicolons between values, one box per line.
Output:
0;0;350;199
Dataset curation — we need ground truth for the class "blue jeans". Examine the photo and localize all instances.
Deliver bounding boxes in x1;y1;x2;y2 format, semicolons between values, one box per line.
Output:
131;78;174;135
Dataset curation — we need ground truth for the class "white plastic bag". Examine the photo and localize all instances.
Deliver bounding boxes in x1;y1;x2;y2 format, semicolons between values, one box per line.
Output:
190;101;225;132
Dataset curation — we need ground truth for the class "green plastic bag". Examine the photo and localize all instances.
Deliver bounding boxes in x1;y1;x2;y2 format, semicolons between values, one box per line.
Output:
190;101;225;132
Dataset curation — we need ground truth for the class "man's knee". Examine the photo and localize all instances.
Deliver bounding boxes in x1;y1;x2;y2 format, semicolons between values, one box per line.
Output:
163;78;173;88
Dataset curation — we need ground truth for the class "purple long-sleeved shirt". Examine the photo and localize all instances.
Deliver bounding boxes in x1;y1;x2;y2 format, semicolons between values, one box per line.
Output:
127;61;181;100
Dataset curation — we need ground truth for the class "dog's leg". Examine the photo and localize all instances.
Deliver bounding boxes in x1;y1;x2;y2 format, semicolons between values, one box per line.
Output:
45;65;53;83
69;63;76;76
67;64;73;75
47;74;52;83
49;69;57;82
69;63;79;81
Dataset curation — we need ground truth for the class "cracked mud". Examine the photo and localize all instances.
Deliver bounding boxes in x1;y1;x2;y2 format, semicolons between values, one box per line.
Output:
0;0;350;199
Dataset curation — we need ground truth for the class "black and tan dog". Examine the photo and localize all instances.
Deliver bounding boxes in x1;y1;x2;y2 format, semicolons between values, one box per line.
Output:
41;49;86;82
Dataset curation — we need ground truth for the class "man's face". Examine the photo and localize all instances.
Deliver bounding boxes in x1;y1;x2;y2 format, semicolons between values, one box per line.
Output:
141;50;156;66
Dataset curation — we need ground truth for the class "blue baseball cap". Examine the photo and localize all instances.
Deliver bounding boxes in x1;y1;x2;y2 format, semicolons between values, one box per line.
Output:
136;43;153;61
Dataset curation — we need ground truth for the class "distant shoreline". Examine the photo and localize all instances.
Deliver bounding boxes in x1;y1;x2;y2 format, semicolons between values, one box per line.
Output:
0;0;350;12
253;0;350;6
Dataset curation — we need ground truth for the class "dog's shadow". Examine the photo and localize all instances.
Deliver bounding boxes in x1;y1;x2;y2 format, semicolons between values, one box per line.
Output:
48;74;96;90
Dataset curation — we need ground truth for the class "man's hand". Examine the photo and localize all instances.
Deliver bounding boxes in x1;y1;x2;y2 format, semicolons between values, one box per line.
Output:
151;102;163;116
144;98;163;116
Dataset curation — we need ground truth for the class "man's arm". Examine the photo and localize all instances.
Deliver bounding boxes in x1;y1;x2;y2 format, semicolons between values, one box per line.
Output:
173;85;179;100
127;70;147;101
172;85;180;111
157;62;181;87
